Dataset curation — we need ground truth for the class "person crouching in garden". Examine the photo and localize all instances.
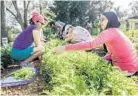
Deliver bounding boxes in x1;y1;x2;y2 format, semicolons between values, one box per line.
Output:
10;11;47;67
54;12;138;76
64;25;92;44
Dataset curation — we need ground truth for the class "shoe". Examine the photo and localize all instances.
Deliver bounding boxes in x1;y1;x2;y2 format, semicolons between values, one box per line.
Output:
20;63;34;67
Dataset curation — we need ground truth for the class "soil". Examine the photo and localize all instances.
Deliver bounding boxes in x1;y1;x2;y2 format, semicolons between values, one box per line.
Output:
1;61;45;95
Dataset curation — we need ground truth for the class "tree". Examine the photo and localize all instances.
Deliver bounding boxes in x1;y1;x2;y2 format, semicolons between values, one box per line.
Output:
6;0;52;30
50;1;90;26
50;1;70;23
1;1;8;45
6;0;30;30
23;1;30;28
114;7;128;19
129;0;138;16
87;0;114;23
50;1;114;27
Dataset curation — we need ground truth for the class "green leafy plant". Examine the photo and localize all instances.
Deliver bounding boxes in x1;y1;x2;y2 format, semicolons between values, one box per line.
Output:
40;39;138;95
1;44;14;69
10;67;34;79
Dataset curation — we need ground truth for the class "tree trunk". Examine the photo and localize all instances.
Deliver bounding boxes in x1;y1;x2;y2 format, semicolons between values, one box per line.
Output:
24;1;28;28
12;1;24;30
39;0;42;14
6;1;30;30
1;1;8;45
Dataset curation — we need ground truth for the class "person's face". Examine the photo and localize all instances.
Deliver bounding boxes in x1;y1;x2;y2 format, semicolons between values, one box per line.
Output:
66;27;73;34
99;14;108;30
35;21;45;29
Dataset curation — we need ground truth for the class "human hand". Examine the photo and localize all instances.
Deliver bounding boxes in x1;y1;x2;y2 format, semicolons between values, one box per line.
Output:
53;46;65;55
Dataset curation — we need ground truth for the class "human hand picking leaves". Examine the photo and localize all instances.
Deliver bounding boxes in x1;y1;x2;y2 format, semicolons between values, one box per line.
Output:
53;46;66;54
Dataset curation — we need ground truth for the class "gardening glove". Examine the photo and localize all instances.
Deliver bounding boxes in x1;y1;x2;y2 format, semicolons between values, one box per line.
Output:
53;46;66;54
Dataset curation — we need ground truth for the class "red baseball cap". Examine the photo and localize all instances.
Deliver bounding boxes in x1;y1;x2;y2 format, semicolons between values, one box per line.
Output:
32;11;45;24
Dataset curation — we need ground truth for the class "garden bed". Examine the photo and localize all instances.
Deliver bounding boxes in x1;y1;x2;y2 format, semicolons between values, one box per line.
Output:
40;39;138;95
1;35;138;95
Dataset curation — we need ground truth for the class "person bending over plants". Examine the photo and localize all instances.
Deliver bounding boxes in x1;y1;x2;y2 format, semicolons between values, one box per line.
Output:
64;25;92;44
54;12;138;76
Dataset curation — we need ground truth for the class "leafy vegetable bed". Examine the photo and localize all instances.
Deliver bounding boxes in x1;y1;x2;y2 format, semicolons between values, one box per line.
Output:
10;67;34;79
40;39;138;95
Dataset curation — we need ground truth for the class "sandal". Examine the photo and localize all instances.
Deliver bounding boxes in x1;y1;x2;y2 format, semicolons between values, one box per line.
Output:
20;62;34;67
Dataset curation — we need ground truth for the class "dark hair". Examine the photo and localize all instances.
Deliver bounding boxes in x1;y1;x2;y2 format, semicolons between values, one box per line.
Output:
49;21;55;27
29;18;35;24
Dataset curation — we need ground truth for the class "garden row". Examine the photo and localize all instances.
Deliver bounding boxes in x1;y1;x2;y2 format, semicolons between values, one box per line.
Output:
40;38;138;95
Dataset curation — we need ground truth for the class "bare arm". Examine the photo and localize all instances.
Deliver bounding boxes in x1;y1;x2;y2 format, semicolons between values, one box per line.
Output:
40;30;46;42
33;29;42;47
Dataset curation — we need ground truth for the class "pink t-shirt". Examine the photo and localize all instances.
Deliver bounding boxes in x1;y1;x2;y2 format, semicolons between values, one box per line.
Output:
65;28;138;73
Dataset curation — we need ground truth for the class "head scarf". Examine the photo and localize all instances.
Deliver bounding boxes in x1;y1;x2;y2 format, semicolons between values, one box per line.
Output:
103;12;120;29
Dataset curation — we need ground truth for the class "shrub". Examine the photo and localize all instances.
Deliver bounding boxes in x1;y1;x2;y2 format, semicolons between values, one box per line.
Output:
1;43;14;69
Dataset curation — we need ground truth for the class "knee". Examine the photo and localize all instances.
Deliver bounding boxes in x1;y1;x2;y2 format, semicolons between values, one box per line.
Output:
34;46;45;54
38;46;45;54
